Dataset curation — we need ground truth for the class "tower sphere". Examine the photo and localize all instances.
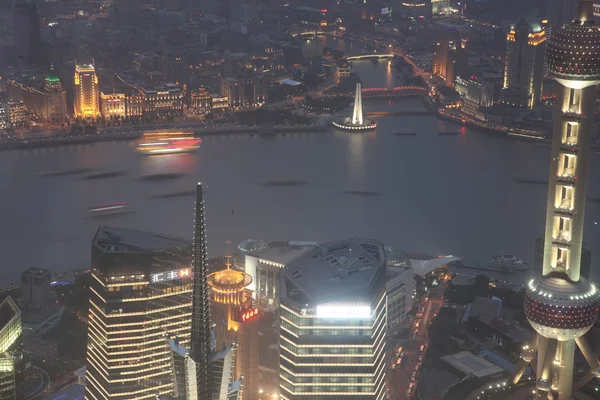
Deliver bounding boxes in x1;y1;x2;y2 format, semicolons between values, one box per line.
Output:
545;1;600;88
524;276;600;340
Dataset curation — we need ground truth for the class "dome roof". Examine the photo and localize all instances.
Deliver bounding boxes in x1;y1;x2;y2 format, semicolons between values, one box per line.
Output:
546;20;600;81
237;239;269;254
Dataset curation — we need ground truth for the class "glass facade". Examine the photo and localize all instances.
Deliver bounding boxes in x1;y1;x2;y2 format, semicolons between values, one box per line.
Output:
85;227;192;400
279;292;387;400
278;239;388;400
0;297;23;400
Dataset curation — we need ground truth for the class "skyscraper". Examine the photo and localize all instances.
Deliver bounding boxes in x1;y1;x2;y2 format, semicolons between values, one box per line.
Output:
433;38;468;87
501;19;546;109
511;2;600;398
85;226;193;400
279;238;387;400
12;1;41;66
74;63;100;119
170;183;242;400
0;296;23;400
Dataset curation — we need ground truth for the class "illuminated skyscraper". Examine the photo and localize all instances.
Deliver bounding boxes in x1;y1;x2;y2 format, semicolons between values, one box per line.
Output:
85;226;193;400
501;19;546;109
511;1;600;398
279;238;387;400
170;183;242;400
208;261;260;400
74;63;100;119
0;296;23;400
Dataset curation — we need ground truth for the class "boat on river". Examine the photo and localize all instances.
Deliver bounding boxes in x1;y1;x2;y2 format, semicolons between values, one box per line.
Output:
488;254;528;272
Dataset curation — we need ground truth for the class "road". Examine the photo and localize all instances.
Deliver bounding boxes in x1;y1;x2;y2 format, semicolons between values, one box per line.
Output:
389;292;444;400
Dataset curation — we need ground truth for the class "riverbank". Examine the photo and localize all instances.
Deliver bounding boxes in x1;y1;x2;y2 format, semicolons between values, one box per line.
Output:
0;123;328;151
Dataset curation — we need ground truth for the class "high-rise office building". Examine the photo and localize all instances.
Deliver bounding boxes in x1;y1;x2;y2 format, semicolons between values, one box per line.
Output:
74;63;100;119
511;2;600;398
0;296;23;400
279;238;387;400
208;262;260;400
170;183;242;400
162;52;189;86
20;267;51;312
433;38;468;87
500;19;546;109
85;226;193;400
12;2;41;66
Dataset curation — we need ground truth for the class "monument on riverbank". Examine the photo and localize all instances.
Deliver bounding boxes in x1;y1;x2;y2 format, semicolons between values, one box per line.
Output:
332;82;377;130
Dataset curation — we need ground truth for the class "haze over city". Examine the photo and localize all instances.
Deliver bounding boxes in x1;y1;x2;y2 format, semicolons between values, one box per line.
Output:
0;1;599;400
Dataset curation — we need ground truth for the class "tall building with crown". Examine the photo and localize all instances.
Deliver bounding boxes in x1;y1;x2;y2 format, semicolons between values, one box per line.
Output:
208;260;260;400
501;19;546;109
511;1;600;398
74;63;100;119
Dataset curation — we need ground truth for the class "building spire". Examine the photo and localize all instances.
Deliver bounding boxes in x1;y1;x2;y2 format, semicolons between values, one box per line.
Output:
352;82;363;125
190;182;213;399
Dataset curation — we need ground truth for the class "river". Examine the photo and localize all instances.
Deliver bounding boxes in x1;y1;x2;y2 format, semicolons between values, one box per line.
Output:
0;39;598;285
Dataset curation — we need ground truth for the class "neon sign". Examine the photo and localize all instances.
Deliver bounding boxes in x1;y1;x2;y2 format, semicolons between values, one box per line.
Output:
151;268;192;283
241;308;259;323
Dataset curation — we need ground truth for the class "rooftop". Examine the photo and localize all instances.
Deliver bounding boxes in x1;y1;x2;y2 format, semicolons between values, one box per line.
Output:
440;351;504;378
93;226;189;253
282;238;385;305
249;241;315;266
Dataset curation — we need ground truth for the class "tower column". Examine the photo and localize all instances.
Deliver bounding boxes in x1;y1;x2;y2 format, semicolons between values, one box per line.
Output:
556;340;574;400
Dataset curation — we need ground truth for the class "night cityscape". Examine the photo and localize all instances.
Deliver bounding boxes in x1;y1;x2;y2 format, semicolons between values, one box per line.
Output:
0;0;599;400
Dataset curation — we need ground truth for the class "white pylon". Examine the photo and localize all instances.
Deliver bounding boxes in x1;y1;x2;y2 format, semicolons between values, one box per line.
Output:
352;82;363;125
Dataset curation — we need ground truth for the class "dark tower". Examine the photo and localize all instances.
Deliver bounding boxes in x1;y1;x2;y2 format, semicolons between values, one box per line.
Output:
190;182;214;400
12;1;42;65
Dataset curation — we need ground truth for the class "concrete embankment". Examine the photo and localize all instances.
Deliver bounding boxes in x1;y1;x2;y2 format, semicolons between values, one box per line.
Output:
0;124;328;151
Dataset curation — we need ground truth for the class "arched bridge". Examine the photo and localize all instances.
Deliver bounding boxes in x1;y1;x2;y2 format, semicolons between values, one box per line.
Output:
361;86;427;98
347;54;396;61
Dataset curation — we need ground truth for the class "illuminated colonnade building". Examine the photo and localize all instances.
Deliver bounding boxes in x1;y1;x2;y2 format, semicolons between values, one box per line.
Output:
208;262;260;400
279;238;387;400
85;226;193;400
510;1;600;398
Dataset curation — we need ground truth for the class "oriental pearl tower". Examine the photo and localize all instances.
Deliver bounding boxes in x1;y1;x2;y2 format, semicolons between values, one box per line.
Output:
510;1;600;399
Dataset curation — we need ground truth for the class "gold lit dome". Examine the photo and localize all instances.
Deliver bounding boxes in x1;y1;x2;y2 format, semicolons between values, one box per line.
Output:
207;260;253;305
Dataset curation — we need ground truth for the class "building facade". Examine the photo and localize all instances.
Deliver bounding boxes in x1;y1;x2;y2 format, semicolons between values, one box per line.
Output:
208;264;260;400
501;19;546;109
244;242;315;306
139;84;183;116
74;63;100;119
6;78;67;122
279;238;387;400
20;267;51;312
433;39;468;87
0;296;23;400
85;226;193;400
386;248;415;330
